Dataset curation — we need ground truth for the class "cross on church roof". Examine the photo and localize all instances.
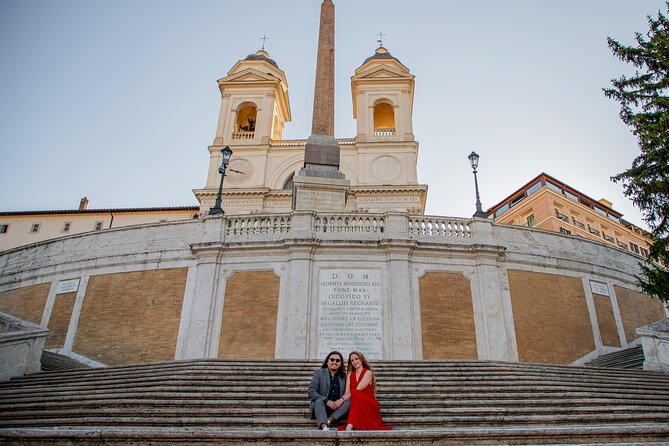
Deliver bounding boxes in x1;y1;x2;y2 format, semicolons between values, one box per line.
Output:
377;31;385;47
260;35;269;51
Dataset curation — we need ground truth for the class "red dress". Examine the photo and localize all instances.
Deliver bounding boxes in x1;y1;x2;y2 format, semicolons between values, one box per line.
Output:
339;368;392;430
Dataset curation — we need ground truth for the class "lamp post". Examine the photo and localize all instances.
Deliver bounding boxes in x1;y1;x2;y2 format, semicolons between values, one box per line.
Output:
209;146;233;215
468;151;488;218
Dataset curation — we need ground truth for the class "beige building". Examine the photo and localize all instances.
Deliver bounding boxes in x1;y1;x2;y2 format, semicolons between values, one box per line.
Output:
487;172;653;259
0;198;197;252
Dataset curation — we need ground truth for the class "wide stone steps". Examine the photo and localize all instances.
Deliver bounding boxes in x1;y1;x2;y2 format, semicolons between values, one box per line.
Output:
1;359;669;444
586;345;645;369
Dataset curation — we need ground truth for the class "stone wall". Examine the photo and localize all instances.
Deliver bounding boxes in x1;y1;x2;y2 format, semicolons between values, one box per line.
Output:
0;283;50;325
419;272;477;360
73;268;187;365
508;270;595;364
0;213;665;366
218;271;280;358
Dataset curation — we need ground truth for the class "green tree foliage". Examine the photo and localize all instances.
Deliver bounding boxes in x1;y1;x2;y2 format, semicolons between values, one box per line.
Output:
604;3;669;302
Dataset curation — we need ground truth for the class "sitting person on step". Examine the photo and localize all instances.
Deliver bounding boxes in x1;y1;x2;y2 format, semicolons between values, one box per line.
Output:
307;350;350;431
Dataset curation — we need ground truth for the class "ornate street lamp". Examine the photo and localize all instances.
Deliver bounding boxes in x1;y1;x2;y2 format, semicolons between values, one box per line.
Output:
468;151;488;218
209;146;233;215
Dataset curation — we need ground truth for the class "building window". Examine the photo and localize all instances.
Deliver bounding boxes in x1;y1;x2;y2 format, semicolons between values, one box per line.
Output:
94;221;103;231
630;242;640;254
526;214;536;227
30;223;40;233
555;209;568;222
494;203;510;218
0;224;8;234
560;227;572;235
526;181;542;196
62;222;71;232
640;247;649;258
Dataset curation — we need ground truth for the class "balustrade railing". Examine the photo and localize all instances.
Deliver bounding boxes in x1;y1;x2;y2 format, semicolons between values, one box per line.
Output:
314;215;385;234
270;138;356;147
373;128;396;137
408;216;471;238
225;215;291;236
555;211;569;222
232;131;254;140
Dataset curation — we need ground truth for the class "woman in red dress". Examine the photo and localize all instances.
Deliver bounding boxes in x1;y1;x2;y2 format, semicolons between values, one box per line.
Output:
338;351;392;431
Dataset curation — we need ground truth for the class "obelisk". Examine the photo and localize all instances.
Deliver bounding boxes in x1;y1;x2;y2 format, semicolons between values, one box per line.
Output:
292;0;350;212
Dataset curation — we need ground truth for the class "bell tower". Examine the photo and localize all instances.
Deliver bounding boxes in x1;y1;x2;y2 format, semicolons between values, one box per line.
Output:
194;49;292;214
351;46;414;142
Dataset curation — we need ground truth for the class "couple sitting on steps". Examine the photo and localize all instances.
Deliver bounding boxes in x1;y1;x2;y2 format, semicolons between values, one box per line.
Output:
307;350;393;431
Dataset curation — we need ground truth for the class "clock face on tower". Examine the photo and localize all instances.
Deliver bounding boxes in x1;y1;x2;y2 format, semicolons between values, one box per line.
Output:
371;155;401;182
225;159;252;186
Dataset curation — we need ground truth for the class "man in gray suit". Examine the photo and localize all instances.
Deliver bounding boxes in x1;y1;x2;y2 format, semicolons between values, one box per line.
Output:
308;351;350;430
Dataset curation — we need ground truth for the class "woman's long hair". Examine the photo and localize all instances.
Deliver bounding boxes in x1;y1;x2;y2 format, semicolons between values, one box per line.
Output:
347;350;376;393
321;351;346;379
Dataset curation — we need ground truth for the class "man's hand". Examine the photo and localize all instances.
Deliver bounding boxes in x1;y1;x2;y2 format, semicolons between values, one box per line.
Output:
332;399;343;409
326;400;337;410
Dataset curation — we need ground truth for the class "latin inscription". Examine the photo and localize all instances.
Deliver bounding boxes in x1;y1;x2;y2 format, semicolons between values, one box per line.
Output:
317;269;382;359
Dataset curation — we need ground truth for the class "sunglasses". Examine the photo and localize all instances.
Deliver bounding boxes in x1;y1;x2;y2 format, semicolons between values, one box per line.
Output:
328;358;341;363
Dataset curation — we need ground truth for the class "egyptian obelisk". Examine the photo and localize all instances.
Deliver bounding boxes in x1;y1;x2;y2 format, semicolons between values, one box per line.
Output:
292;0;350;212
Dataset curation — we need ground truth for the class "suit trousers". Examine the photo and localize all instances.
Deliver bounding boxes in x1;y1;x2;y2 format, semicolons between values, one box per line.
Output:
313;399;350;426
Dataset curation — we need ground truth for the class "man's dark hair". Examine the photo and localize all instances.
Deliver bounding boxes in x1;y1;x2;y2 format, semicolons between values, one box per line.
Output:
321;351;346;378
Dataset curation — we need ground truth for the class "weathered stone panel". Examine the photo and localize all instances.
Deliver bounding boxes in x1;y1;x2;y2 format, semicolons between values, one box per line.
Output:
419;272;477;360
73;268;187;365
615;286;665;344
592;293;621;348
45;292;76;349
219;271;280;358
508;270;594;364
0;283;50;324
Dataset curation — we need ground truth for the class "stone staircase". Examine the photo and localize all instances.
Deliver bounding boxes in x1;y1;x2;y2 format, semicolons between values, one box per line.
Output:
585;345;645;370
40;350;92;373
1;358;669;444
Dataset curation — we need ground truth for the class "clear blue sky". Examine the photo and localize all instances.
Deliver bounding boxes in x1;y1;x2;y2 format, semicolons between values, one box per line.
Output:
1;0;665;229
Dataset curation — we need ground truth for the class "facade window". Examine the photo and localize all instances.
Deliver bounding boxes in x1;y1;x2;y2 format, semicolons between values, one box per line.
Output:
629;242;640;254
94;221;103;231
559;227;571;235
526;181;542;196
510;194;525;206
640;247;649;258
494;203;510;217
30;223;40;233
0;224;8;234
555;209;568;222
546;182;562;194
62;222;71;232
526;214;536;227
564;190;579;202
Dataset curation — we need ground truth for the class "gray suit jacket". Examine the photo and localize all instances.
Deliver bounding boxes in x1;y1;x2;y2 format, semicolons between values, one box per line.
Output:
307;367;346;416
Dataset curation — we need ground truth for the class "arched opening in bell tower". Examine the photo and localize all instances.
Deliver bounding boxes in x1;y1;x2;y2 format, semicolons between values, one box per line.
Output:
373;100;396;136
234;103;257;139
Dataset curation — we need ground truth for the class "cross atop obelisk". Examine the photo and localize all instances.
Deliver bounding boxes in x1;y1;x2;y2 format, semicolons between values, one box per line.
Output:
292;0;349;211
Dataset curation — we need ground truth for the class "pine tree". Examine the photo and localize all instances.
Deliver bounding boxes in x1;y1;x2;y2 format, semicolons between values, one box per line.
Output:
604;3;669;303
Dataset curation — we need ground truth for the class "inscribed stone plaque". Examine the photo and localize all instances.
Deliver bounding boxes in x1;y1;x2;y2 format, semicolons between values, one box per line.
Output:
57;279;80;294
317;269;383;359
590;281;609;296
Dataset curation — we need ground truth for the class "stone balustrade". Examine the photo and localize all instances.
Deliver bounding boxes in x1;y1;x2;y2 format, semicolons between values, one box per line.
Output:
374;128;396;136
314;214;385;234
409;216;472;238
231;131;254;140
225;215;291;236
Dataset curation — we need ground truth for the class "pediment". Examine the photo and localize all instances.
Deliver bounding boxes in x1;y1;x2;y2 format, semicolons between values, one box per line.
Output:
353;63;412;81
220;68;278;84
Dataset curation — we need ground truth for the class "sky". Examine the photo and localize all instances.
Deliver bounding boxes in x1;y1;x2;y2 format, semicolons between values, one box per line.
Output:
1;0;666;230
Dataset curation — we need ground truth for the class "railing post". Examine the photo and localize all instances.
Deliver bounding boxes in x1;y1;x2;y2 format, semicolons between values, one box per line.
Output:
384;212;409;240
289;210;316;240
